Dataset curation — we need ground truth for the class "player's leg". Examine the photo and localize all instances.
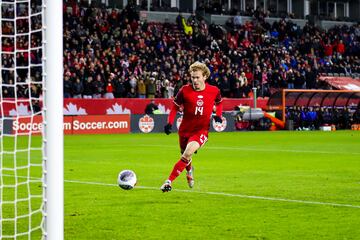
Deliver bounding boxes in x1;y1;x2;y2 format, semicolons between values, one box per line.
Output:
161;137;200;192
160;136;189;192
186;165;194;188
181;143;194;188
182;141;201;188
160;156;191;192
181;141;200;160
184;133;208;188
171;140;200;184
183;141;200;188
161;132;209;192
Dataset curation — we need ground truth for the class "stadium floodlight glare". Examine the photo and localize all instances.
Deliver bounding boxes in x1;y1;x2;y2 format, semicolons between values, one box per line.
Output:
0;0;63;239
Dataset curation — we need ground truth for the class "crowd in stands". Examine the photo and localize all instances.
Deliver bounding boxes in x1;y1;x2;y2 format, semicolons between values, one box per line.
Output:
1;2;359;101
58;2;360;99
286;105;360;130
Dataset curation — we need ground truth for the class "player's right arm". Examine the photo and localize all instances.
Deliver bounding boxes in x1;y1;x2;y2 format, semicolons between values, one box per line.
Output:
164;87;184;135
164;103;180;135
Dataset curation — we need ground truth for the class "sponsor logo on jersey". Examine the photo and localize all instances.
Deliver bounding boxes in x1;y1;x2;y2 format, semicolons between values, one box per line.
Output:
212;116;227;132
197;95;203;99
139;114;154;133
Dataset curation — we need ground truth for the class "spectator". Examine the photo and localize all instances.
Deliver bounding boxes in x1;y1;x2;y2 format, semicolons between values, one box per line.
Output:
294;71;305;89
305;67;317;89
286;69;295;89
113;76;126;98
163;79;174;98
144;99;158;114
64;75;72;98
146;76;156;99
72;77;84;98
104;79;114;99
126;87;137;98
92;74;105;99
219;75;231;97
83;76;93;99
137;79;147;98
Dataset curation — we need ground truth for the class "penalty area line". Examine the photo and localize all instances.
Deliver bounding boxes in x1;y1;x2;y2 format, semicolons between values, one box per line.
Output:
65;179;360;209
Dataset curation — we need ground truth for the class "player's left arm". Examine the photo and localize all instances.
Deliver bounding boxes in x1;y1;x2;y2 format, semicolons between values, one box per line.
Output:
214;90;223;123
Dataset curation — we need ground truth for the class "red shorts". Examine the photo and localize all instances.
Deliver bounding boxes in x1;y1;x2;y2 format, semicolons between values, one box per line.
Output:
179;131;209;153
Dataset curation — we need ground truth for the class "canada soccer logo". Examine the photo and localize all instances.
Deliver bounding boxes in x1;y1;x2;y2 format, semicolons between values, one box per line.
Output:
139;115;154;133
212;116;227;132
196;99;204;107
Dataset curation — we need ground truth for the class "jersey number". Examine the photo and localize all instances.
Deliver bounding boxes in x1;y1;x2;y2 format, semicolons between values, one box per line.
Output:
195;106;204;115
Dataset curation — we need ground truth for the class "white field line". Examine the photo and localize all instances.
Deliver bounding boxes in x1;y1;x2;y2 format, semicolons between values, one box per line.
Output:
64;179;360;209
3;175;360;209
122;144;360;155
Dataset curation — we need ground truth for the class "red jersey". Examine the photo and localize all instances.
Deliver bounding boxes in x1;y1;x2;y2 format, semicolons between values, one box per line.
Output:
174;83;222;136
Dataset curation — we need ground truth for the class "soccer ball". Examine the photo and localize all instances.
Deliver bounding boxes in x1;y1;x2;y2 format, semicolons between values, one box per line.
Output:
117;170;137;190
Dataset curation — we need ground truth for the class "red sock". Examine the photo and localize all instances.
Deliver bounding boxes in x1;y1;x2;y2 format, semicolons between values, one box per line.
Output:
168;157;189;182
185;160;192;172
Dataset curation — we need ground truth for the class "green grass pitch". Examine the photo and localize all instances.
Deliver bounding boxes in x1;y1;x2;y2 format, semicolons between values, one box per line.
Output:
64;131;360;239
2;131;360;239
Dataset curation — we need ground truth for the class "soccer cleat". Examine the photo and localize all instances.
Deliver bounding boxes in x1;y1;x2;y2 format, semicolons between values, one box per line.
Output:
186;166;194;188
160;180;172;192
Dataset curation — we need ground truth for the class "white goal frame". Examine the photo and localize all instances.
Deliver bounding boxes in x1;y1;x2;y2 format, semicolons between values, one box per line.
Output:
44;0;63;239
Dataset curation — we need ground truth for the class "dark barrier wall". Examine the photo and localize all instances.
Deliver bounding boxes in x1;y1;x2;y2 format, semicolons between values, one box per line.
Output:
131;113;235;133
2;113;237;135
2;119;13;134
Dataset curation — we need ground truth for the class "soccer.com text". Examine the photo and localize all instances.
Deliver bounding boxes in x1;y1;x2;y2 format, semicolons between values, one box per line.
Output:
13;120;128;131
67;120;128;130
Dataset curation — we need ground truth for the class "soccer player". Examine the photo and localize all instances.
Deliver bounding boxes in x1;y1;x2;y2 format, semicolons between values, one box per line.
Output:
160;62;223;192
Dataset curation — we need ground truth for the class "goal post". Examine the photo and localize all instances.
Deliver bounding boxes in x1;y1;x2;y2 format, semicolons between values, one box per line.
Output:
0;0;63;238
44;0;64;239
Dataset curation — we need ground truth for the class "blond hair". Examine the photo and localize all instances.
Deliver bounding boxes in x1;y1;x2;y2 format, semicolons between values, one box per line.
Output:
189;61;211;79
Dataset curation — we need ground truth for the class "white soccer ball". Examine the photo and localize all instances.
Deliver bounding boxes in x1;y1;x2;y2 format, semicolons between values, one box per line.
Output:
118;170;137;190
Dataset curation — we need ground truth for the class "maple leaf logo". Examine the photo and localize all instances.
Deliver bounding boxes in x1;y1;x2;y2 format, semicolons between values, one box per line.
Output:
9;103;32;116
106;103;131;114
157;103;170;114
63;103;87;115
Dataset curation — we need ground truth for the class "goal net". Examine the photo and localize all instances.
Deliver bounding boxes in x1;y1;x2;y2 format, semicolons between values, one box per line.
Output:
1;0;63;239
